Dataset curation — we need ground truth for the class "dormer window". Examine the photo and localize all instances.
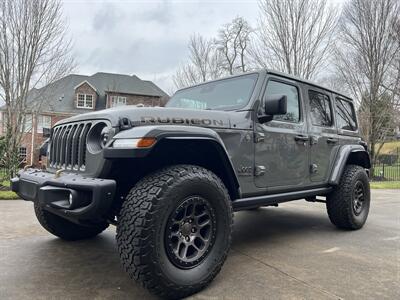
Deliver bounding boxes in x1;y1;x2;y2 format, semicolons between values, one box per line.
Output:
77;94;94;109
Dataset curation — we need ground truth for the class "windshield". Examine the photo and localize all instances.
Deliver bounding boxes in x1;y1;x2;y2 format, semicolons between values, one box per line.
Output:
166;73;258;111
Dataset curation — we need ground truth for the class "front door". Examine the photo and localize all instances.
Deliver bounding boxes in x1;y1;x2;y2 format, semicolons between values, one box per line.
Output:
305;87;339;183
254;77;309;190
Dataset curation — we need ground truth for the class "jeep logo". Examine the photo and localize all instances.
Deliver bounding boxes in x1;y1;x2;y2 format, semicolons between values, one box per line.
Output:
140;116;224;127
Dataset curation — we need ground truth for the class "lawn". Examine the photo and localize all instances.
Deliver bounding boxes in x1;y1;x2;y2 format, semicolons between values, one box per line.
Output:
376;141;400;155
370;181;400;189
0;190;19;199
0;180;19;199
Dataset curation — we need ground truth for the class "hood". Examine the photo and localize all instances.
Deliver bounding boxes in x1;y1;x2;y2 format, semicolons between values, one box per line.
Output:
55;106;235;129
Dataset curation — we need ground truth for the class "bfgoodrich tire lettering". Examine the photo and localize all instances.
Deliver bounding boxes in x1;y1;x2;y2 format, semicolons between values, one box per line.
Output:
34;203;109;241
116;164;233;299
326;164;370;230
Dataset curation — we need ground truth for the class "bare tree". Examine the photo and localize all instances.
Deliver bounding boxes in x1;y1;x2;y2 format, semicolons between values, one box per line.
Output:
216;16;253;74
0;0;74;177
334;0;400;167
173;34;223;89
251;0;338;80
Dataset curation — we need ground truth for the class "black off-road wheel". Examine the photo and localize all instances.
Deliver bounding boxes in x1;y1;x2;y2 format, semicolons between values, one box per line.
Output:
116;165;233;299
326;165;370;230
34;203;109;241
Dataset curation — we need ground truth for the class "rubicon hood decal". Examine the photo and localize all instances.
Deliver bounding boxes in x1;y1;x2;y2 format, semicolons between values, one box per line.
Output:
139;116;225;127
54;107;246;129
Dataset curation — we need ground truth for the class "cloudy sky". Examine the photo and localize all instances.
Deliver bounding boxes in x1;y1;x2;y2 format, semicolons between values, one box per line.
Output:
62;0;342;95
62;0;258;94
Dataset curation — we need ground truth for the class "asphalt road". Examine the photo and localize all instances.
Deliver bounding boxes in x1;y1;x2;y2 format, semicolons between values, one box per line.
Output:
0;190;399;300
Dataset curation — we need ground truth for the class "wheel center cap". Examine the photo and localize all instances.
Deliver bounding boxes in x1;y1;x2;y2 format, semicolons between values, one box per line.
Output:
181;223;192;236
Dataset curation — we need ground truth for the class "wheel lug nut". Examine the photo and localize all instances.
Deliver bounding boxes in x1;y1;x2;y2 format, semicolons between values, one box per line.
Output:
185;236;190;241
191;228;195;233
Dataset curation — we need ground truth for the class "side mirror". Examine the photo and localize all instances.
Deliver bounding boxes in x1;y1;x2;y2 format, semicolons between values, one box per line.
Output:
259;95;287;123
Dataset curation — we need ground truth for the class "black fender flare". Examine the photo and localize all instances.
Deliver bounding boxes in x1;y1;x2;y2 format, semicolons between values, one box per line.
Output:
329;144;371;185
104;125;240;198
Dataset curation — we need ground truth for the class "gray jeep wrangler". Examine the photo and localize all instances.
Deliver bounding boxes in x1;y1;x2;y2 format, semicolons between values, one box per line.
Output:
12;69;371;299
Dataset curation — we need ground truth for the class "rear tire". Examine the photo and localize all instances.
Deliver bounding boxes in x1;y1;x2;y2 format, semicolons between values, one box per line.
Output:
116;164;233;299
34;203;109;241
326;165;370;230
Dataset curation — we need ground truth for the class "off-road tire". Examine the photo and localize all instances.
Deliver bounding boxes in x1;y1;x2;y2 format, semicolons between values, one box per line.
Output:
326;164;370;230
34;203;109;241
116;164;233;299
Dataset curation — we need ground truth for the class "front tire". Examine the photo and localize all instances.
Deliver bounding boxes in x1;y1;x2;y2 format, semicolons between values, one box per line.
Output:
34;203;109;241
326;164;370;230
116;165;233;299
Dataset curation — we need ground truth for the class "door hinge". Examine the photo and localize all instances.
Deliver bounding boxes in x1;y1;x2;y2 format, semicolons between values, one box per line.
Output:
255;165;266;176
254;132;265;143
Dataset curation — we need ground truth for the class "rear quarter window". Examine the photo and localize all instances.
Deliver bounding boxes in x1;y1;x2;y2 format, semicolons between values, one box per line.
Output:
335;98;357;131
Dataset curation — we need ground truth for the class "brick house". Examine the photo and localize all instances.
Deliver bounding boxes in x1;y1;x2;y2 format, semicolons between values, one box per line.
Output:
0;72;169;165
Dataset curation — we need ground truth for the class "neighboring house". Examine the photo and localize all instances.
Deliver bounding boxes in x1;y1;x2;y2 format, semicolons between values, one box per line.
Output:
0;72;169;166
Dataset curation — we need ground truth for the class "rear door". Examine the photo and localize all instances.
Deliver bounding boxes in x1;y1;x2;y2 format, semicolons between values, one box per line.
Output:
305;87;340;183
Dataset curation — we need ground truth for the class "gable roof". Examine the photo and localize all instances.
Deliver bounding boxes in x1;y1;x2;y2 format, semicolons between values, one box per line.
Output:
20;72;169;114
74;80;98;92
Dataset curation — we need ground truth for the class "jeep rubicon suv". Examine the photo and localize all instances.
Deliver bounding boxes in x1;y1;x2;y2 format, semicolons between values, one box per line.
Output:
12;70;371;299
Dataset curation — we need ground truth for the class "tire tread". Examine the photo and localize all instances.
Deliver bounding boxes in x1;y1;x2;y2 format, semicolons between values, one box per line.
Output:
116;164;233;299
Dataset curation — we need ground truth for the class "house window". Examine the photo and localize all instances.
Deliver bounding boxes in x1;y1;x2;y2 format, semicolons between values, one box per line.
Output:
19;147;27;162
0;112;5;133
21;114;32;133
110;96;127;107
77;94;94;109
37;115;52;133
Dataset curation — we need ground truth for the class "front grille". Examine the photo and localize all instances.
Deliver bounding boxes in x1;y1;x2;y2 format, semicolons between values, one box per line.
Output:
49;122;92;171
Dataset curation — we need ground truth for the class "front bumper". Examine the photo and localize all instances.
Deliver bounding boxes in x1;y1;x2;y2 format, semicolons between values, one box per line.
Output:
11;169;116;225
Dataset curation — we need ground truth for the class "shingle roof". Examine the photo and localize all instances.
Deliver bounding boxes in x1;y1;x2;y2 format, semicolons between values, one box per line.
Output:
22;72;168;114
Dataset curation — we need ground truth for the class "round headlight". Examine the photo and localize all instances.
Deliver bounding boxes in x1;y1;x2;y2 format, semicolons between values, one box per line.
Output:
100;126;110;148
87;122;111;154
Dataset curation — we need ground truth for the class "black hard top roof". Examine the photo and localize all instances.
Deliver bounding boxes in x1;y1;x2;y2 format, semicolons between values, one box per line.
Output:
266;69;353;101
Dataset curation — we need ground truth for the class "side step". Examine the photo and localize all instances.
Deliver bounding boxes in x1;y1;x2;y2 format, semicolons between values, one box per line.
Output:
232;187;332;211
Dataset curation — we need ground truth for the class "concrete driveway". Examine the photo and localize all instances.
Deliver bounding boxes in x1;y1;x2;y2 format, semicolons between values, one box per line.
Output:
0;190;399;299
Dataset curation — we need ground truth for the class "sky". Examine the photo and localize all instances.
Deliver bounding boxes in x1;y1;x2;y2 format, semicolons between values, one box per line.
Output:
62;0;258;94
62;0;343;95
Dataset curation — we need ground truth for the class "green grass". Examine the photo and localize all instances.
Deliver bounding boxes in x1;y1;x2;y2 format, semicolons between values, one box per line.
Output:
370;181;400;189
376;141;400;155
0;190;19;199
1;180;10;187
0;179;18;199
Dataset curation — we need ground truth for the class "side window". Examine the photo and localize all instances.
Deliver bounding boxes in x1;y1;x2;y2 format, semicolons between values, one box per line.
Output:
264;80;300;123
308;90;332;127
335;98;357;131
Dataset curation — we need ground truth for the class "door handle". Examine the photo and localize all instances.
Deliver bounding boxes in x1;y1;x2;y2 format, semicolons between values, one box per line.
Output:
327;138;338;144
294;135;309;142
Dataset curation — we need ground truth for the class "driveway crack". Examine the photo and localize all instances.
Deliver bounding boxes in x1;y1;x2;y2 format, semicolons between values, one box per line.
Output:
232;248;343;300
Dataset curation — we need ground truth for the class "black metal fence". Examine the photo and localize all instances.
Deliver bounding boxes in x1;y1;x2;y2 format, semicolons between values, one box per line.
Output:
372;147;400;181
